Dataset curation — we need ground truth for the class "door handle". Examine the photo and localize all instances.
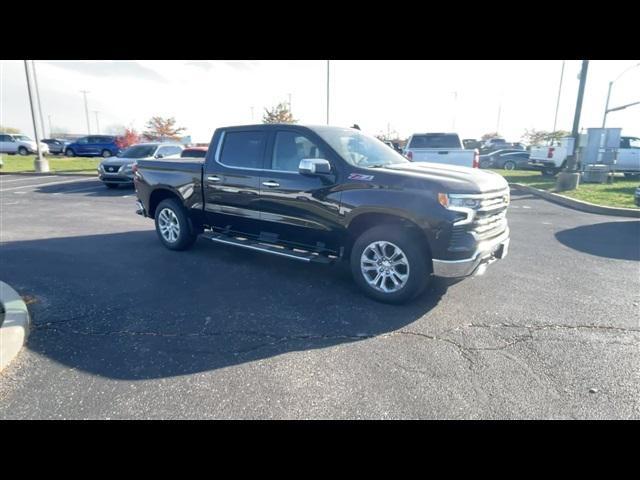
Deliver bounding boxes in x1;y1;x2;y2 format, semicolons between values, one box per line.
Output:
207;175;222;182
262;181;280;188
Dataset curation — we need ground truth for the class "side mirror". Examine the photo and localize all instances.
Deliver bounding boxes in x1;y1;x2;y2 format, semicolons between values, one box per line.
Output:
299;158;331;175
155;153;164;159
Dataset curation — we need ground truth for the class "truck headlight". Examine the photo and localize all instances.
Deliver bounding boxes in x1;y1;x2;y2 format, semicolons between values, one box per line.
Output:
438;194;480;209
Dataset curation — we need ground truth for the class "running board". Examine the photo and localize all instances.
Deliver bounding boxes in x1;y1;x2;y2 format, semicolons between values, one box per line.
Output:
203;232;335;264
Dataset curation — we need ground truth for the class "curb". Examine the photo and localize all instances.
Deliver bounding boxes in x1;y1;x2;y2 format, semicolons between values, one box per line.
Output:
0;282;31;372
510;183;640;218
0;171;96;177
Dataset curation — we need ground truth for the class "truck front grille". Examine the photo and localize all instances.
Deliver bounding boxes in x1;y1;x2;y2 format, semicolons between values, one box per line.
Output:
449;189;509;249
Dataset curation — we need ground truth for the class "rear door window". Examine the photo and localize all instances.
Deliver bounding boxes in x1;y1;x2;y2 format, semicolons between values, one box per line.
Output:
218;131;267;169
409;134;460;149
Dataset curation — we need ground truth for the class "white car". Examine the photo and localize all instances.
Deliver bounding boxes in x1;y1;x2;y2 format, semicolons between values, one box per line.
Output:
0;133;49;155
403;133;479;168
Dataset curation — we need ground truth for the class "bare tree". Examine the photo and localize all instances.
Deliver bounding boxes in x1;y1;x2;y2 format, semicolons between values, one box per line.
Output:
262;103;296;124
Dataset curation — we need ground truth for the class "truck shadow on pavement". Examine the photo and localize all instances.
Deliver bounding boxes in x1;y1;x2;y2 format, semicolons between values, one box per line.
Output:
2;231;448;380
35;180;136;197
555;221;640;261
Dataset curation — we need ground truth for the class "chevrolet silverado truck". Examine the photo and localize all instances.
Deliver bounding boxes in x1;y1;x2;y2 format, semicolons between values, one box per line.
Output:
133;124;510;303
403;133;479;168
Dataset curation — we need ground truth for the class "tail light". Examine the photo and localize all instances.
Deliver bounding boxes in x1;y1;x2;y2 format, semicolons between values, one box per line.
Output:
406;150;413;161
547;147;555;159
473;149;480;168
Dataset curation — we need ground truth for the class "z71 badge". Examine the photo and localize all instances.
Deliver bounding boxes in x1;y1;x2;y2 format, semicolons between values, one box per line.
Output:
348;173;374;181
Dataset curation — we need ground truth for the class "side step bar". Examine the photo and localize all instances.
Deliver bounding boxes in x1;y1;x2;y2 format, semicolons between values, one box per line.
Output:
202;232;336;264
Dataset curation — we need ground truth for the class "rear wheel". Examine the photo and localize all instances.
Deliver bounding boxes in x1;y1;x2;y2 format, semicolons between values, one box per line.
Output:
101;149;112;158
154;198;198;251
65;148;75;157
350;226;430;304
503;161;516;171
541;168;558;177
480;159;491;169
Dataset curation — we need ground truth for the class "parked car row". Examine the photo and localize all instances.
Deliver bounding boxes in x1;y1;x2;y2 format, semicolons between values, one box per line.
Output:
0;133;50;155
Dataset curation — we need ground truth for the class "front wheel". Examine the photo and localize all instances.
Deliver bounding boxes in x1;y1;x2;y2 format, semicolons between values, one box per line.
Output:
18;147;28;156
350;226;430;304
503;161;516;171
154;198;198;251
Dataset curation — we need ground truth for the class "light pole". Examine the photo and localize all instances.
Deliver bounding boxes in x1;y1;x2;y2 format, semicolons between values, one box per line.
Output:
288;93;292;114
80;90;91;134
48;115;53;137
24;61;48;172
552;60;565;133
602;62;640;127
31;60;46;138
326;60;330;125
556;60;589;192
93;110;101;134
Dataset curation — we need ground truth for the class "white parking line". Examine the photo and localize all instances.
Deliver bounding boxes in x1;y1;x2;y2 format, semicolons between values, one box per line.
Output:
0;178;97;193
0;175;57;184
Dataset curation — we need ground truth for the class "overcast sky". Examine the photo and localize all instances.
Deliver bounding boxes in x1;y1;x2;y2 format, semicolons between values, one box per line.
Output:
1;60;638;143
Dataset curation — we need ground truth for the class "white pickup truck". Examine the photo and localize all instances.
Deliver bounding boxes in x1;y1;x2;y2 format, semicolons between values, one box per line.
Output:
529;135;640;176
403;133;479;168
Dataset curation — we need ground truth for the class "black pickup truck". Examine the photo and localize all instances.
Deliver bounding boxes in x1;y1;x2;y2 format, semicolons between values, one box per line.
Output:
133;124;510;303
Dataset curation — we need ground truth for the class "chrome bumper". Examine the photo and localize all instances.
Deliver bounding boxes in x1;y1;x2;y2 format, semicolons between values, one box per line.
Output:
135;200;146;217
432;228;510;278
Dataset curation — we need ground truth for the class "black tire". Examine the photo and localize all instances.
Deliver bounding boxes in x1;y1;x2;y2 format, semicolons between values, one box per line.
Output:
65;148;75;157
624;173;640;179
480;160;491;169
350;225;430;304
101;149;112;158
18;147;28;156
104;183;118;189
541;168;558;177
154;198;198;251
503;161;516;171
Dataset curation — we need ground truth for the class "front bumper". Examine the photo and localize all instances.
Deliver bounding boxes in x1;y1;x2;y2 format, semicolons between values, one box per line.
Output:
99;171;134;183
135;199;146;216
432;228;510;278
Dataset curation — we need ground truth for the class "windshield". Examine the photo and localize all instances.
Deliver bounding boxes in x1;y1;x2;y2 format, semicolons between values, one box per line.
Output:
409;134;461;149
119;145;157;158
314;127;409;168
15;135;32;142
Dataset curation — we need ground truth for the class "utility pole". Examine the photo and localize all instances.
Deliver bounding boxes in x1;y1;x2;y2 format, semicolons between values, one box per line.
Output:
552;60;565;133
326;60;330;125
93;111;101;134
496;103;502;133
288;93;292;114
452;91;458;130
602;62;640;127
24;61;48;172
80;90;91;134
556;60;589;192
31;60;46;138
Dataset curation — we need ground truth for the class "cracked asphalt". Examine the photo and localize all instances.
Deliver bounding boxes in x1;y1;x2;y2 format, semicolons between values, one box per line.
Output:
0;174;639;419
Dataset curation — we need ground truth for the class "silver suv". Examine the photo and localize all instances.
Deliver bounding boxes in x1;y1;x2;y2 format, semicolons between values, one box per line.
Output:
99;143;184;188
0;133;49;155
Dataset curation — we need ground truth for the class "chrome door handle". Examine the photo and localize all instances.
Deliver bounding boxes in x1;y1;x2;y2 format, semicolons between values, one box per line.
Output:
262;181;280;188
207;175;222;182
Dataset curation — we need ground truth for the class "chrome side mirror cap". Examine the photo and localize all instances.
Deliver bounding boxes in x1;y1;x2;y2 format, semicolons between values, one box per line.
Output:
299;158;331;175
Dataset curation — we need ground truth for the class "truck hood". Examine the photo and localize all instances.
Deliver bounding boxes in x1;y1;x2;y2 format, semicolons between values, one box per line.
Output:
376;162;509;194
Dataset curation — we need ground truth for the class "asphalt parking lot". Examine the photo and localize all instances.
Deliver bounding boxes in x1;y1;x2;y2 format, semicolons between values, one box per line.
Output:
0;173;639;419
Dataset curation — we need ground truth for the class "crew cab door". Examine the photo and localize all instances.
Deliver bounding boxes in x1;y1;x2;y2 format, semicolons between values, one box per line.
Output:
257;129;342;253
202;129;265;237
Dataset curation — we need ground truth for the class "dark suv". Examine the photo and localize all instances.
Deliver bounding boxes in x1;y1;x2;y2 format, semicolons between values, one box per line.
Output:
133;124;511;303
65;135;120;158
